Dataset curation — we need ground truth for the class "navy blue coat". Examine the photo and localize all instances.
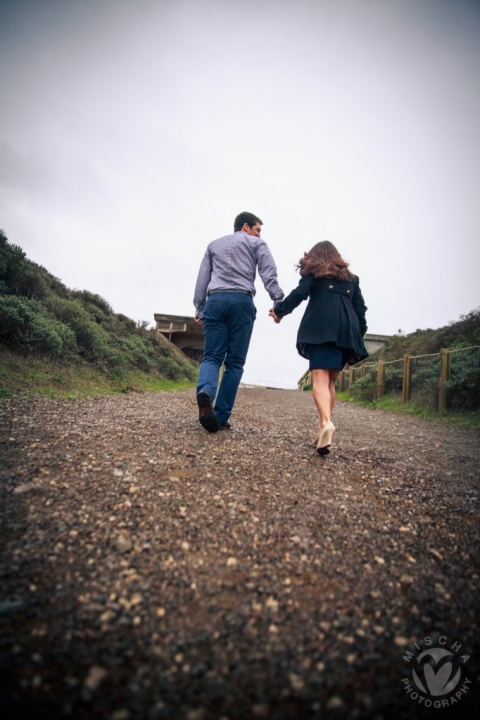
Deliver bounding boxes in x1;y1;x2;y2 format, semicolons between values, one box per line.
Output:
274;274;368;364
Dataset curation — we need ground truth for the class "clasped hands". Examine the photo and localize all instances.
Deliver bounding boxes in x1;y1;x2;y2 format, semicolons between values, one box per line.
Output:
269;308;281;324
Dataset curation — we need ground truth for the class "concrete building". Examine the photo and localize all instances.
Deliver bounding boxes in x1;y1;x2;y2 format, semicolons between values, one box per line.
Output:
154;313;204;363
362;333;391;355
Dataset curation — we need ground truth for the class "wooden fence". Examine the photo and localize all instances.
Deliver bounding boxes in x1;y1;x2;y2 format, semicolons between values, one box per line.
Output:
298;345;480;415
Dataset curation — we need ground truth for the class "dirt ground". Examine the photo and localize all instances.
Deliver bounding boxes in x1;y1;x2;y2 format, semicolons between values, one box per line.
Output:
0;388;479;720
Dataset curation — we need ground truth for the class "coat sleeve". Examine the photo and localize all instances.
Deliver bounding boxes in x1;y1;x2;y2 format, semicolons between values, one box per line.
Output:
273;274;313;318
352;278;368;336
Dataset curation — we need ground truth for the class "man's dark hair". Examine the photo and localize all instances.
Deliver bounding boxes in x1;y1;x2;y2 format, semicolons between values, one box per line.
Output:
234;212;263;232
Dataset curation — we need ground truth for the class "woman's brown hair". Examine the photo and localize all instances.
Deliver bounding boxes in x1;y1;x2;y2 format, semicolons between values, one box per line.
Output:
297;240;355;280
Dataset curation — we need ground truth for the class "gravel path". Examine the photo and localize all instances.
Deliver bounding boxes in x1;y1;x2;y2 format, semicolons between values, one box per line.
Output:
0;389;479;720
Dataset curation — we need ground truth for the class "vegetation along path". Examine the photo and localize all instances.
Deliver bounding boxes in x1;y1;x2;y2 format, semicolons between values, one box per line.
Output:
1;388;479;720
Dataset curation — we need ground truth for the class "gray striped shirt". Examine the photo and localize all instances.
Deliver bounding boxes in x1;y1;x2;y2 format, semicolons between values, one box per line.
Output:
193;231;284;318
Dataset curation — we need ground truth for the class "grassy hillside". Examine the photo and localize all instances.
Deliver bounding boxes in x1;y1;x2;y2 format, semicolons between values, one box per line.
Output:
0;229;197;397
368;309;480;361
348;308;480;419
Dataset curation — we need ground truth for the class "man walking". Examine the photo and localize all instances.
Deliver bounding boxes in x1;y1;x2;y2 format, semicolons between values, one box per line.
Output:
193;211;284;432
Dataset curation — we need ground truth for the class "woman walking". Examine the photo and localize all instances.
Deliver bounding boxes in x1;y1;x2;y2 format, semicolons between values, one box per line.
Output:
270;241;368;455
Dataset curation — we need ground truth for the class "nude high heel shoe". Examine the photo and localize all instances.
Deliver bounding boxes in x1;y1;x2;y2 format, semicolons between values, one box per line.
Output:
316;421;335;455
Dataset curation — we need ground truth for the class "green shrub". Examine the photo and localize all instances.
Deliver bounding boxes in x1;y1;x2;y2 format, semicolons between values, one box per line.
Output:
44;296;90;324
383;363;404;395
410;356;441;409
116;313;137;334
11;262;51;300
350;373;377;402
0;230;27;294
0;296;77;357
43;296;114;365
75;321;112;362
447;346;480;411
156;355;183;380
113;335;154;372
72;289;113;314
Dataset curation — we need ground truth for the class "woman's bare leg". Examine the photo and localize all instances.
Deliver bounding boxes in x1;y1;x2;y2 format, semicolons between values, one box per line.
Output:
329;370;339;414
312;369;340;429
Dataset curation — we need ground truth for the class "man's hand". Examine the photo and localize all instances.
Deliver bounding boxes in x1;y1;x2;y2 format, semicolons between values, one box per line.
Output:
269;308;281;324
194;317;203;326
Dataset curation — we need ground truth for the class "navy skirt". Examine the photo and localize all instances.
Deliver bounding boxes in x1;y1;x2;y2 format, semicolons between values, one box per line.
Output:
307;342;349;371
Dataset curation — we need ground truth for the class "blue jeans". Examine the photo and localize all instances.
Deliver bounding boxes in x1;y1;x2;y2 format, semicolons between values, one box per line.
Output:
197;292;256;423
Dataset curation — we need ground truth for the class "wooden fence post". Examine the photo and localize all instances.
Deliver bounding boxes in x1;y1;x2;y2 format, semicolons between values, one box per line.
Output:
439;348;450;414
402;355;412;403
377;360;385;398
339;370;345;392
360;364;367;378
349;367;355;393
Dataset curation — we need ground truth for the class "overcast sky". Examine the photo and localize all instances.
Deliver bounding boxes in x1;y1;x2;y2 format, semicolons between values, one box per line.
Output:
1;0;479;387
